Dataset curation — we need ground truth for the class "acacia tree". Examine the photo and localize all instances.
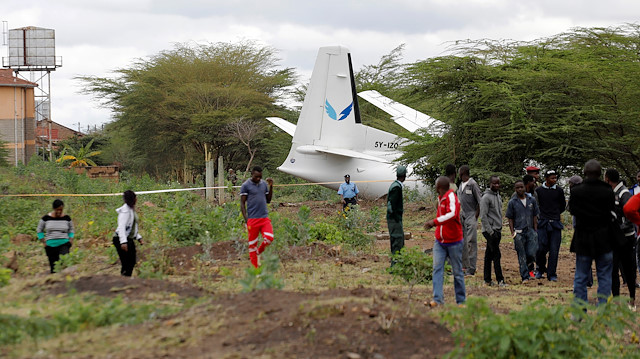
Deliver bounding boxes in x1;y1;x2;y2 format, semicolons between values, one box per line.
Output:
398;24;640;182
225;118;262;173
78;41;295;181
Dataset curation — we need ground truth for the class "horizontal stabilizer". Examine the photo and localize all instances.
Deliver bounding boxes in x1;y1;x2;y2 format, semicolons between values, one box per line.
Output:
315;147;390;163
266;117;296;136
358;90;445;136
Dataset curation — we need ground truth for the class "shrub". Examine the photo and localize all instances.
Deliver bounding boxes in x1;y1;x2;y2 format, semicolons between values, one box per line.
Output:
440;297;638;359
0;268;11;287
271;206;314;248
387;247;434;285
53;247;86;273
309;222;345;243
239;252;284;292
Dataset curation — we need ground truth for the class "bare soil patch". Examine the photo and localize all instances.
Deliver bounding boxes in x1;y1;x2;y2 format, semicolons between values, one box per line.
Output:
45;274;205;299
144;287;454;359
166;241;240;272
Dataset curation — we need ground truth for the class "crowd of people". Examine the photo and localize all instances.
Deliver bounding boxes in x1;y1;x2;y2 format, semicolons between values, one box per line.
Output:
413;160;640;308
36;162;640;310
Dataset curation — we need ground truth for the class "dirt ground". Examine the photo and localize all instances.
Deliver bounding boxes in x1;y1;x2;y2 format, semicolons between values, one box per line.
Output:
3;199;629;358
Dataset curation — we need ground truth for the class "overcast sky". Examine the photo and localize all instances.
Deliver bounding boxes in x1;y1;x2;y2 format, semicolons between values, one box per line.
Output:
4;0;640;131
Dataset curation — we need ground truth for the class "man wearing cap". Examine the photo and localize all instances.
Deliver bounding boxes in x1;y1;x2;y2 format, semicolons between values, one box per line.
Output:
534;169;566;281
338;174;359;210
387;166;406;263
526;166;541;186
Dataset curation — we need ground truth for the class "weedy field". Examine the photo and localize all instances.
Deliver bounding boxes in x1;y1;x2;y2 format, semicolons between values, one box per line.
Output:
0;160;639;358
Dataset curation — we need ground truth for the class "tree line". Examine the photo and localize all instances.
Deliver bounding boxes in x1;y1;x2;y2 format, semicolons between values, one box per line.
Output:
74;25;640;185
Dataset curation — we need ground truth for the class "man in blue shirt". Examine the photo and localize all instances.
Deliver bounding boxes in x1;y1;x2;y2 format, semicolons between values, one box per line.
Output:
338;174;359;210
506;180;539;283
240;166;274;268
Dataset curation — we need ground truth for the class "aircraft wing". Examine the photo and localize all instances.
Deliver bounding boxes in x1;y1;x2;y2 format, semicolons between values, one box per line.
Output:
266;117;296;136
315;147;390;163
358;90;445;136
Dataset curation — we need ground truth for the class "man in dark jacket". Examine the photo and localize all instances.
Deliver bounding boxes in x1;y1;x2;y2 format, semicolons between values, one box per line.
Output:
387;166;406;263
604;168;636;306
535;170;566;281
569;159;615;305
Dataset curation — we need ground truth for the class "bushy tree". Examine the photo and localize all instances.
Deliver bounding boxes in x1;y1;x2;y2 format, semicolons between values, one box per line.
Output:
78;41;295;180
398;24;640;182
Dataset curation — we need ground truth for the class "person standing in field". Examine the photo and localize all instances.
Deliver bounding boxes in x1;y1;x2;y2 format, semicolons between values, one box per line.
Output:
569;159;616;305
506;180;539;283
240;166;274;268
37;199;74;273
534;170;566;282
480;175;506;287
114;190;143;277
526;166;541;187
424;176;465;306
522;174;539;203
387;166;406;264
445;164;458;192
338;174;359;210
604;168;636;306
457;165;482;276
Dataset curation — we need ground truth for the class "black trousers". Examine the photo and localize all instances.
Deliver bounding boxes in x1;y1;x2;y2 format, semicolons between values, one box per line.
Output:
387;217;404;265
343;197;357;210
44;242;71;273
483;231;504;283
113;236;137;277
612;235;637;299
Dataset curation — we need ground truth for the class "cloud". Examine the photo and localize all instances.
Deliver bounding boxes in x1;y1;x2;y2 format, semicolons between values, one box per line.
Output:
4;0;640;128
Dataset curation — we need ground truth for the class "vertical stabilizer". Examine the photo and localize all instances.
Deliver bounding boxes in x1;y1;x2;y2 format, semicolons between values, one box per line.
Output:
292;46;362;150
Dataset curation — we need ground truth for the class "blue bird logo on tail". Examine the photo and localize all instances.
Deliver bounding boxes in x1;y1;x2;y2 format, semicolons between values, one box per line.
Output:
325;100;353;121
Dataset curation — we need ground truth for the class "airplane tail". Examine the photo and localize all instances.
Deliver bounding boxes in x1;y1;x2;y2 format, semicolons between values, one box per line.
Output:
292;46;367;150
274;46;419;198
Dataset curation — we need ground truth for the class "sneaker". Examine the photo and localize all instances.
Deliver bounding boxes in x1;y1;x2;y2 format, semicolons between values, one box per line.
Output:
498;280;508;287
548;276;558;282
484;281;496;286
464;270;475;277
529;271;535;278
534;270;545;280
521;277;530;284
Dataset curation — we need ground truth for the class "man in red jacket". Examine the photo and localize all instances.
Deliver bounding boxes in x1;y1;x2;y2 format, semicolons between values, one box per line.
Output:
424;176;466;306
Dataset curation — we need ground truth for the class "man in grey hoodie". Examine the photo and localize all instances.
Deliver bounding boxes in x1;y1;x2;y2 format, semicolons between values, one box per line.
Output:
480;175;505;286
457;165;482;276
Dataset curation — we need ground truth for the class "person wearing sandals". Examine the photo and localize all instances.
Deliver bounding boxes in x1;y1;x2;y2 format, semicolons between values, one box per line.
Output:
37;199;74;273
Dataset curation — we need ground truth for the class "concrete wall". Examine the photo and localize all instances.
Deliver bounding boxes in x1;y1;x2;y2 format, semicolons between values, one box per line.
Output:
0;86;36;165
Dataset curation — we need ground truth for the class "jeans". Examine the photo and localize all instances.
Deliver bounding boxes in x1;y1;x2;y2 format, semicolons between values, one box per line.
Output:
483;231;504;283
574;252;613;305
432;240;466;304
461;212;478;273
514;228;538;280
536;220;562;279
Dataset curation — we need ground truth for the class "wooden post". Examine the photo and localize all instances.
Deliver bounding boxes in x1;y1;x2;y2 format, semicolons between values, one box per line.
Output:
205;144;214;203
218;156;225;204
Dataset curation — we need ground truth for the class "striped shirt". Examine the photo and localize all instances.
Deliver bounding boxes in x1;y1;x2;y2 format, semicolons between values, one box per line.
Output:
37;215;74;247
